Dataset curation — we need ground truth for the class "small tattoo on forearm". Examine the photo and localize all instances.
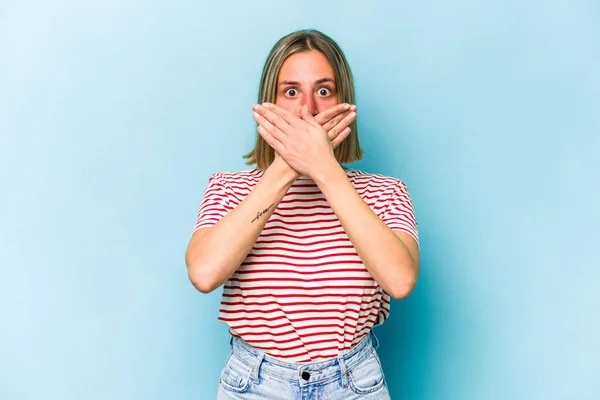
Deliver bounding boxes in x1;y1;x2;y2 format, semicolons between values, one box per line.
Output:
251;203;274;223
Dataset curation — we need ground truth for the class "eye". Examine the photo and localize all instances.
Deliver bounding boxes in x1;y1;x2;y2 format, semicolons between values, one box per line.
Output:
317;87;332;96
285;88;298;97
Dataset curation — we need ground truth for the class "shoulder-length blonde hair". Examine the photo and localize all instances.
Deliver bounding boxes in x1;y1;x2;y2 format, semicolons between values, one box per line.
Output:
243;29;363;170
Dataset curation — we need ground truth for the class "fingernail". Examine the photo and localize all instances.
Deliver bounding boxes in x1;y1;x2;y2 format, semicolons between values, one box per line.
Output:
343;104;350;110
350;105;357;111
262;103;270;108
253;112;259;118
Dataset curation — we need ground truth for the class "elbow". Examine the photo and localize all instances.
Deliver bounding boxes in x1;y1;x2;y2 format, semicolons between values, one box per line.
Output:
388;259;419;300
192;280;219;295
185;253;220;294
387;270;418;300
388;286;414;300
187;266;220;294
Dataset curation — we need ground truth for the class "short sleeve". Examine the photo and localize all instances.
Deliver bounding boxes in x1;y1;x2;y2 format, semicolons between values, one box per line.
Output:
192;174;233;234
379;181;419;246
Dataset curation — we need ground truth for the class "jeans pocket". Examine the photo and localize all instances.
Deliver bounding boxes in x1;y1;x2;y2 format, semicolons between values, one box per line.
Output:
219;353;253;393
348;351;386;395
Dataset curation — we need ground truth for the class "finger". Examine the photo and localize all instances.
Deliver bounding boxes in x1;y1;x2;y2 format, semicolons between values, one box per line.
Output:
253;112;287;143
253;104;293;132
261;103;302;126
314;103;350;125
314;103;351;125
322;111;349;133
328;111;357;141
257;125;285;154
331;127;351;149
300;105;322;128
293;104;302;117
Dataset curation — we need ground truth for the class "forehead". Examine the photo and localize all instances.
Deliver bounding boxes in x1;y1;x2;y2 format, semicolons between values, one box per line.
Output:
278;50;335;82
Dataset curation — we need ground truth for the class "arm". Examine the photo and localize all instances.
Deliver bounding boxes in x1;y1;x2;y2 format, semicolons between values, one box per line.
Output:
252;103;419;299
185;158;297;294
186;103;356;294
313;162;420;300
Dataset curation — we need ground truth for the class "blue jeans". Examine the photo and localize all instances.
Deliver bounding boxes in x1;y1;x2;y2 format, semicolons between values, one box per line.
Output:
216;330;391;399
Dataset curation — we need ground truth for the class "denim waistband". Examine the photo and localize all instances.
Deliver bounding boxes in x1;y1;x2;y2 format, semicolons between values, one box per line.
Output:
229;330;380;387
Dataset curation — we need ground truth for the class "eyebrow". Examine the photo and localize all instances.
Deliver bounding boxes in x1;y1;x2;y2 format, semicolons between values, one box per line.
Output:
278;78;336;87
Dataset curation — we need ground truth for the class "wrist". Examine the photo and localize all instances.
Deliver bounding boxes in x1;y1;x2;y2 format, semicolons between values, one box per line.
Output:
267;157;299;186
312;159;345;188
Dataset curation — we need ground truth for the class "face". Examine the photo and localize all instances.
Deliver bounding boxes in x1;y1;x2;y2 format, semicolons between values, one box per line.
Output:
275;50;339;116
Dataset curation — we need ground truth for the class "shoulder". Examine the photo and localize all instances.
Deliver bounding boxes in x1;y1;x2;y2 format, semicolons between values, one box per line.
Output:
207;168;264;187
345;168;408;193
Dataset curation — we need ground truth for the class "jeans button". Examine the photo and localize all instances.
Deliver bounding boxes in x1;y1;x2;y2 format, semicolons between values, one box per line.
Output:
301;371;310;380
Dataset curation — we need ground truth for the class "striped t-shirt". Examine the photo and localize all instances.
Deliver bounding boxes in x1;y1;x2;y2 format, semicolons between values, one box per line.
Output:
192;167;418;362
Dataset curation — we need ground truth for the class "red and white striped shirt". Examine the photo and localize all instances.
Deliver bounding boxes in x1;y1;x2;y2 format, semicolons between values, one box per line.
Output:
193;168;418;362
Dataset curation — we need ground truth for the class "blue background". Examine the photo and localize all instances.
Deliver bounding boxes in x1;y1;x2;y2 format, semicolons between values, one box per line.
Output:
1;1;599;399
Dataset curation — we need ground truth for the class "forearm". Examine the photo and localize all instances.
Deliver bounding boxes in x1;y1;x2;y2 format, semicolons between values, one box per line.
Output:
186;160;297;293
314;163;419;299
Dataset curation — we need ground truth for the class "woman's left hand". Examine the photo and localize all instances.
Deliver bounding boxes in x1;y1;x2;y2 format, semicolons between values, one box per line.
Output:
253;103;343;179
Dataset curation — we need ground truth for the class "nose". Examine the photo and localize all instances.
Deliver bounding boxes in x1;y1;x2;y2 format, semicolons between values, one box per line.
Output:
302;94;318;116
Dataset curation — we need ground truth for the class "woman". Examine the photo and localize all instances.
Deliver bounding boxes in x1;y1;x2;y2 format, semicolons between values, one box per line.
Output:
185;29;419;399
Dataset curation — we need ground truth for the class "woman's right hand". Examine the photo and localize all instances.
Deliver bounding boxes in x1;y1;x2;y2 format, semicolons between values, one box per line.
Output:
264;103;357;179
271;150;302;180
314;103;358;149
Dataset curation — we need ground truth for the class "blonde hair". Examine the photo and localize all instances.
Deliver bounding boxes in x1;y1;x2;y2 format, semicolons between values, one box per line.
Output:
243;29;363;170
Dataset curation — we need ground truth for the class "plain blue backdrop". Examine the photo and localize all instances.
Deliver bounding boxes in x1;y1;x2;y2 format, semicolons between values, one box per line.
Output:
1;1;599;399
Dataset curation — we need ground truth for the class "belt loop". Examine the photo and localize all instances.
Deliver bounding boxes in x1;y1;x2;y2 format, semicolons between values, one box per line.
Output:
370;329;380;350
252;352;265;382
337;354;348;388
